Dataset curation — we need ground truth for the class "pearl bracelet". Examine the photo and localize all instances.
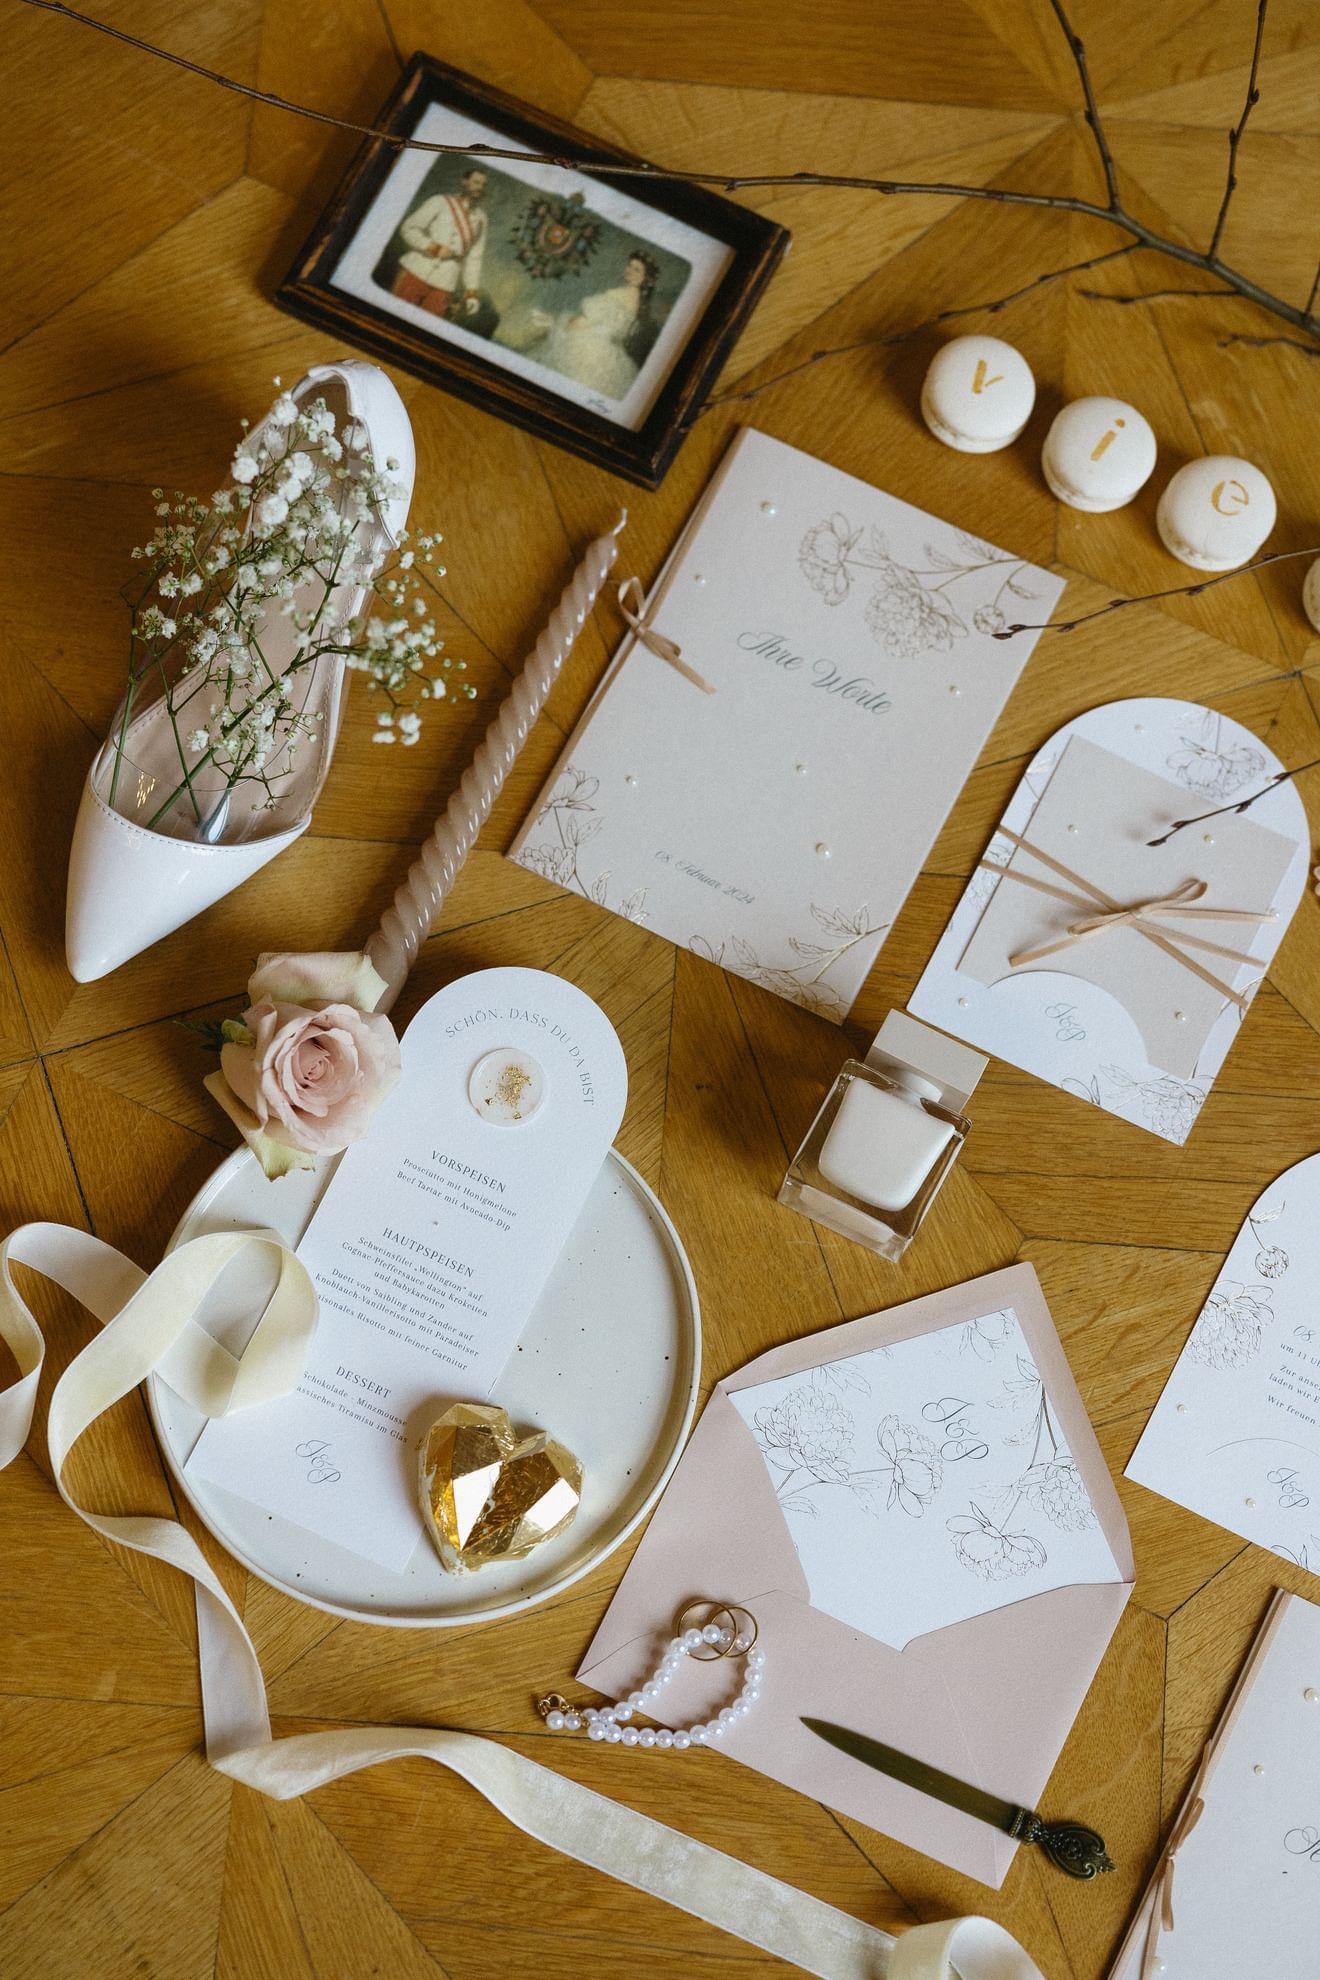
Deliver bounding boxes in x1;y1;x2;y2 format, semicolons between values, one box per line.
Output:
537;1600;764;1752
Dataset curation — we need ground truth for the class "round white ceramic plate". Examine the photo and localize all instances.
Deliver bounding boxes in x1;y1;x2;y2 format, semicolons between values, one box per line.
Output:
147;1147;700;1626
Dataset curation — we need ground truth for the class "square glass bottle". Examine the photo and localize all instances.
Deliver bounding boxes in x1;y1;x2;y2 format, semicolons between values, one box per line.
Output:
778;1012;986;1261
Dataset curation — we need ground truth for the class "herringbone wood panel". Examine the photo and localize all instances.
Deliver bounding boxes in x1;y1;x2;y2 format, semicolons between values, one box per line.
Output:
1;2;1319;1974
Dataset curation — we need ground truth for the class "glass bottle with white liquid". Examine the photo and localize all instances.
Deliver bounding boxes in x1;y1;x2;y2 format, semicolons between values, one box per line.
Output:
778;1012;986;1261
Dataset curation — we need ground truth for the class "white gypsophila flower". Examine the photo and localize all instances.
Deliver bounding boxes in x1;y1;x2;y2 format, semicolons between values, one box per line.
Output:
254;493;288;531
231;450;259;484
269;392;298;427
187;728;210;754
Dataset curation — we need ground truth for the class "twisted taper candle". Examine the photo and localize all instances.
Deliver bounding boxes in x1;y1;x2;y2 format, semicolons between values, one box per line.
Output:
367;514;627;1012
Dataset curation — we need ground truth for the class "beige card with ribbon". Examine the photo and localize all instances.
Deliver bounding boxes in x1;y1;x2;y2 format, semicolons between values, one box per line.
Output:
955;734;1293;1079
882;696;1307;1138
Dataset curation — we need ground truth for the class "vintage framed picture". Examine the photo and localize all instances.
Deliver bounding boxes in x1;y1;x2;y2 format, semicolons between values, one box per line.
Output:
276;56;789;488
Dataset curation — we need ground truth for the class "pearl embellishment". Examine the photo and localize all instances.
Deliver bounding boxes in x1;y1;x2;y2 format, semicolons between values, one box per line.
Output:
542;1622;766;1752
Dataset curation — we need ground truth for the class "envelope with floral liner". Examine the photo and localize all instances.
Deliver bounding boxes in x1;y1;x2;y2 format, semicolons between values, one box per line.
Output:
578;1264;1134;1886
908;698;1309;1143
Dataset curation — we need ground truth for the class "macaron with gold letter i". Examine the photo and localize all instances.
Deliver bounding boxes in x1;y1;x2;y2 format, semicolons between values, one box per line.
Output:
1042;397;1157;512
920;335;1036;453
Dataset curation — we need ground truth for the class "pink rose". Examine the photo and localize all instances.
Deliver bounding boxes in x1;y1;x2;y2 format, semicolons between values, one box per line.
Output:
205;951;400;1178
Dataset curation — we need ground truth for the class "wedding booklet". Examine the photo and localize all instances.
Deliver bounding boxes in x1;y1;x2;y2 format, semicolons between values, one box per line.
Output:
509;428;1066;1020
1108;1589;1320;1980
1127;1152;1320;1572
579;1264;1133;1884
187;968;627;1572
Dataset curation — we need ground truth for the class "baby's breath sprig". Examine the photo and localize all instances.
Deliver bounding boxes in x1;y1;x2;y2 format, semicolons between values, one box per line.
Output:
110;381;469;835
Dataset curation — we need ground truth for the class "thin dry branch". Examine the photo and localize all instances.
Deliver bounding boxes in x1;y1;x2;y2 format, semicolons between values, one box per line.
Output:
1208;0;1269;262
1047;0;1120;209
16;0;1320;353
704;244;1141;412
1218;333;1320;356
1146;757;1320;843
1079;285;1241;305
994;544;1320;638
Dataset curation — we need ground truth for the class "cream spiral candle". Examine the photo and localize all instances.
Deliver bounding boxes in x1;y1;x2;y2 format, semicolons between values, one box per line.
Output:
367;513;626;1010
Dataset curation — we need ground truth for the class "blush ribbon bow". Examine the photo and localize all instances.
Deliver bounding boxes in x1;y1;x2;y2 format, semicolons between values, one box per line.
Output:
979;826;1276;1010
617;576;716;694
1140;1772;1207;1978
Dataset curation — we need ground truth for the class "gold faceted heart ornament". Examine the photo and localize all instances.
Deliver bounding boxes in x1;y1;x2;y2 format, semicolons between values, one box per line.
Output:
418;1402;583;1574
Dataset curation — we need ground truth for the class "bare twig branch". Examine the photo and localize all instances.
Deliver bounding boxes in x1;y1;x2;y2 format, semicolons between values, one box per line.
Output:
1147;756;1320;844
1048;0;1120;210
1218;333;1320;356
1079;285;1241;305
1306;259;1320;318
1208;0;1269;262
704;244;1141;413
16;0;1320;356
994;544;1320;637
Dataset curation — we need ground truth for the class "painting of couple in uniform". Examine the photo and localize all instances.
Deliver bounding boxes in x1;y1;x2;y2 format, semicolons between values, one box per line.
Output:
372;154;693;408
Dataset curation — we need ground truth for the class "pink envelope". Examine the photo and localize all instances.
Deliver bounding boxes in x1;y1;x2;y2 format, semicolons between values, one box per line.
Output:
578;1264;1134;1886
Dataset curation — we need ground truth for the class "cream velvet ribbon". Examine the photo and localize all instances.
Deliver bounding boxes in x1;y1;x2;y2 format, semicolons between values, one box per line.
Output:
0;1220;1045;1980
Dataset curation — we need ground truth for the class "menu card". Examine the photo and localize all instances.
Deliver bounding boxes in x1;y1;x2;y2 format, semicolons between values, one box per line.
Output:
186;968;627;1571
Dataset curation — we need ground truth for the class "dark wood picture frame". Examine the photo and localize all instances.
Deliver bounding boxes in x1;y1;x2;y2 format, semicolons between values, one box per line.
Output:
276;55;790;489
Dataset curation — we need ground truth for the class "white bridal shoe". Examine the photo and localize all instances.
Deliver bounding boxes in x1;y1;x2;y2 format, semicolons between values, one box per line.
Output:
64;361;416;982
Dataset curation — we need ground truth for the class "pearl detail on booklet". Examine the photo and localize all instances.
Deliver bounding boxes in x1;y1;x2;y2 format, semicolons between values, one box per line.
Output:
538;1602;764;1750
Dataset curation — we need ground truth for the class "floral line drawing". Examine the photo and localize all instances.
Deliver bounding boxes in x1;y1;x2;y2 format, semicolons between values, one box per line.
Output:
959;1310;1015;1361
750;1391;944;1520
516;766;648;923
1185;1280;1275;1372
798;516;1041;660
1166;709;1265;803
692;901;887;1019
1062;1063;1207;1141
1247;1200;1289;1279
946;1354;1096;1579
1273;1535;1320;1574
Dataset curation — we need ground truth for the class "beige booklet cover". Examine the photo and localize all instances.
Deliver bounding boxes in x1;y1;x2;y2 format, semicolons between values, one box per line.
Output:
510;428;1065;1019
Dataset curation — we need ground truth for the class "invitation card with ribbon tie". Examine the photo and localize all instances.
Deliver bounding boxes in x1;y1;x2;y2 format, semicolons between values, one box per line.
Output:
578;1264;1133;1886
1127;1151;1320;1567
909;698;1309;1142
508;426;1065;1020
1108;1589;1320;1980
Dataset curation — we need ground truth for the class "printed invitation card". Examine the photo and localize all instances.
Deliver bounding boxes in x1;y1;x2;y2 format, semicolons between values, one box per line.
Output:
510;428;1067;1019
1128;1152;1320;1566
1109;1590;1320;1979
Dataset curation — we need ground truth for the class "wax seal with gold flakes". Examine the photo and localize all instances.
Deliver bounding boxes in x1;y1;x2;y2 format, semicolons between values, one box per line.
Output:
468;1047;545;1124
418;1401;582;1573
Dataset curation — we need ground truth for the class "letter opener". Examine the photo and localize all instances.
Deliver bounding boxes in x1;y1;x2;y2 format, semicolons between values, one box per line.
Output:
800;1716;1113;1879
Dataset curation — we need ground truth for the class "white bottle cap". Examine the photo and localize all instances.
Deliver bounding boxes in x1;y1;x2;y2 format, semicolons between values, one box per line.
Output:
864;1010;988;1112
885;1066;944;1106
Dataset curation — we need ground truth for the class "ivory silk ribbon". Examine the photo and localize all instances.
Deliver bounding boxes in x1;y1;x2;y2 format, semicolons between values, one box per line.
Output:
980;828;1275;1011
0;1219;1045;1980
617;576;717;695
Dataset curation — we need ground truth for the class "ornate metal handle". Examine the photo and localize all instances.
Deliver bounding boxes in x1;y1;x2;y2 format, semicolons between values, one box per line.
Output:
1010;1809;1115;1879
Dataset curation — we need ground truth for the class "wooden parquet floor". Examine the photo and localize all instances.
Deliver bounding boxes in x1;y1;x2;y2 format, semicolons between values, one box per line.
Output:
2;2;1320;1974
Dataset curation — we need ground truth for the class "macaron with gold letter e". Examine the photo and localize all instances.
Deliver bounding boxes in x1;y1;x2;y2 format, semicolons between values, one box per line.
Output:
1042;397;1157;512
920;335;1036;453
1156;455;1276;570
